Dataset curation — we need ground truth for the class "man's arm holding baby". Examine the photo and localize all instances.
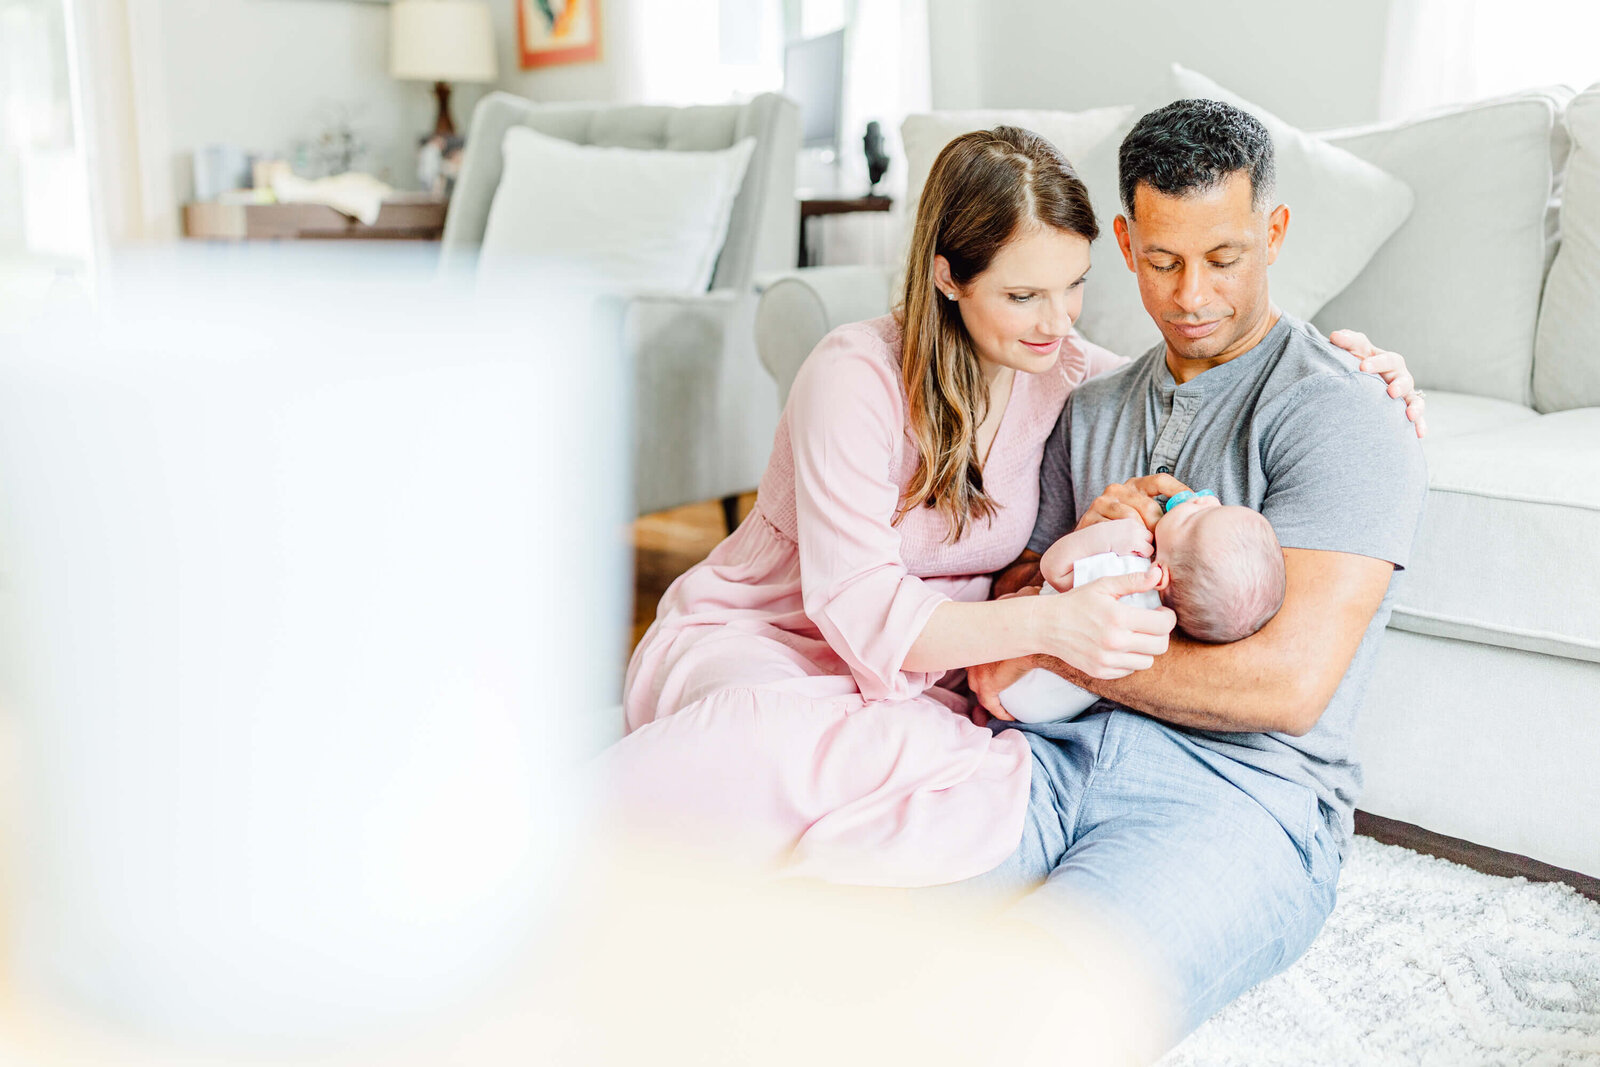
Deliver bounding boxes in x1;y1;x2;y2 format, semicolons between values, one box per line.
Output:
980;331;1428;733
972;539;1393;736
992;551;1044;599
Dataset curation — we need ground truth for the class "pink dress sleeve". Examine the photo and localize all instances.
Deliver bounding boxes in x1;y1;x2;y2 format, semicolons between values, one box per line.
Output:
786;327;949;702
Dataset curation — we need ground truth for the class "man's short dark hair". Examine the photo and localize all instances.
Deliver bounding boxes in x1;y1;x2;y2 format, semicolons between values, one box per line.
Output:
1117;99;1276;219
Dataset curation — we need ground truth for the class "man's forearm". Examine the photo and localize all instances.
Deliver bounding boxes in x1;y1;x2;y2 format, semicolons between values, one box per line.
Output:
1021;636;1299;733
992;550;1043;599
1005;548;1395;735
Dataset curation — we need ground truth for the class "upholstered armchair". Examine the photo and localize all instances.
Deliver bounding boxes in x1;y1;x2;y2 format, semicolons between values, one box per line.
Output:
443;91;800;520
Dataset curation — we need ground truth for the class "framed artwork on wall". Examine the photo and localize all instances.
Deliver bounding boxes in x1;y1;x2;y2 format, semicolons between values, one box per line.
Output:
517;0;602;69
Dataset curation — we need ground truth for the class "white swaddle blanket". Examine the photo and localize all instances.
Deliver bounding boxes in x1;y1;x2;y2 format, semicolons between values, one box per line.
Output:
998;552;1161;725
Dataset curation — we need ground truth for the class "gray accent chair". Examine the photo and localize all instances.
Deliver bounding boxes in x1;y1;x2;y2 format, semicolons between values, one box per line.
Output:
444;91;800;519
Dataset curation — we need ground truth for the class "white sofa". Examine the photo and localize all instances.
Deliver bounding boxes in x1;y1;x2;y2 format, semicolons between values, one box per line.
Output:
754;86;1600;879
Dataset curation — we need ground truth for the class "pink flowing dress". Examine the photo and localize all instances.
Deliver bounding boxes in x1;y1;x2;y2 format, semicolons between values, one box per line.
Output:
605;315;1126;886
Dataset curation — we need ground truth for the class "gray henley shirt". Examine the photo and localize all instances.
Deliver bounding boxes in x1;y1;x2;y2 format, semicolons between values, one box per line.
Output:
1022;312;1428;851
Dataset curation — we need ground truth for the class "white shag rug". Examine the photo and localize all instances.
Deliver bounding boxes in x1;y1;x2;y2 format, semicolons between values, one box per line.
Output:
1165;836;1600;1066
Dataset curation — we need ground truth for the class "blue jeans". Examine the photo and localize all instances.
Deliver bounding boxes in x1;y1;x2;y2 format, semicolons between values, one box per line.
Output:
948;710;1340;1041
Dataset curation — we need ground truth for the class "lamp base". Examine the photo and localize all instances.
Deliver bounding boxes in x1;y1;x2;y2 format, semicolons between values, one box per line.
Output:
431;81;456;139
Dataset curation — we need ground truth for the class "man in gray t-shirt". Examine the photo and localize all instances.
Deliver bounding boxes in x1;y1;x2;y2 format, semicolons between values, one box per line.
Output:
961;100;1428;1043
1020;310;1426;852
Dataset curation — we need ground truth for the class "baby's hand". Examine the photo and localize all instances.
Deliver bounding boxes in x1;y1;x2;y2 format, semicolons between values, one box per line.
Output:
1072;516;1155;560
1039;518;1154;590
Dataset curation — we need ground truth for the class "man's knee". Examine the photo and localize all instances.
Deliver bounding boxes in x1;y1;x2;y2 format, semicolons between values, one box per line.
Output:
1013;793;1339;1035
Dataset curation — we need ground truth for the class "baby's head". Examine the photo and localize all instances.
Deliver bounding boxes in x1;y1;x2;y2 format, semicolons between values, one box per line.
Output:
1154;492;1285;644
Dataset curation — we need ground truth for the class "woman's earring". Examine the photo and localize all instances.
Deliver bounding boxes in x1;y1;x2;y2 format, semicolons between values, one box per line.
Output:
944;291;956;301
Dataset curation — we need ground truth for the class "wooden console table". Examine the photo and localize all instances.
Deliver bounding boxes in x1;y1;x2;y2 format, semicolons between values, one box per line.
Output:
797;194;892;267
182;197;448;241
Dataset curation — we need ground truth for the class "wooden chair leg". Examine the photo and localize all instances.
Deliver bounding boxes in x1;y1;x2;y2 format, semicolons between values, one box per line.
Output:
720;494;741;534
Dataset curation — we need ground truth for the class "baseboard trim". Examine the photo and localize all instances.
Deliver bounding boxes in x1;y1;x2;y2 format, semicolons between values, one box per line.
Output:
1354;810;1600;903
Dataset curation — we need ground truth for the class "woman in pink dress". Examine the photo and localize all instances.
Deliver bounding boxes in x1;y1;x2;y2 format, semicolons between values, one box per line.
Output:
604;127;1421;887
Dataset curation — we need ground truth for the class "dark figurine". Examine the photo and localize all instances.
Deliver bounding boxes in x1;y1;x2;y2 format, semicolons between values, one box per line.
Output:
863;120;890;194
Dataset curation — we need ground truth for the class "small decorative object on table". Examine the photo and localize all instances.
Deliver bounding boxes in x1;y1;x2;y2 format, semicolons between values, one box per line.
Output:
416;133;466;199
192;144;254;202
863;120;889;195
310;102;369;178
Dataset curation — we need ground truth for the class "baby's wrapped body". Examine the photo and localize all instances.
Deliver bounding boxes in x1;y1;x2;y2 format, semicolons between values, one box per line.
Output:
999;491;1287;724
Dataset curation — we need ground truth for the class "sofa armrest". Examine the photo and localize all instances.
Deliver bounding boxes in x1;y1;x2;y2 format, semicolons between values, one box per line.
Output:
755;266;893;406
623;289;776;515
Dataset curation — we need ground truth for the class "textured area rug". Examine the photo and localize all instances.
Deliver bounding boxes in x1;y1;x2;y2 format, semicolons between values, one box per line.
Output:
1166;837;1600;1066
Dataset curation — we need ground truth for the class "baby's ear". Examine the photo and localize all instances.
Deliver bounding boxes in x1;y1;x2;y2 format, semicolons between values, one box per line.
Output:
1152;562;1171;591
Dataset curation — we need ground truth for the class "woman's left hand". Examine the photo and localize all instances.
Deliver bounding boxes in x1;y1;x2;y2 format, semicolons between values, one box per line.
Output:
1328;329;1428;438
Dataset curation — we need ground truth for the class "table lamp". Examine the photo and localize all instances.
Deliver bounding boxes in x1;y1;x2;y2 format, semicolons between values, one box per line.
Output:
390;0;498;139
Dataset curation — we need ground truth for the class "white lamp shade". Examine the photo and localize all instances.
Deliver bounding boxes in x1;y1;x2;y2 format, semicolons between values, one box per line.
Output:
390;0;498;83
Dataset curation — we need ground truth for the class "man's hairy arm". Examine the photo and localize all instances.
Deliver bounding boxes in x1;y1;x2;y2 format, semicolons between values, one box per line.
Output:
970;547;1395;735
992;550;1043;599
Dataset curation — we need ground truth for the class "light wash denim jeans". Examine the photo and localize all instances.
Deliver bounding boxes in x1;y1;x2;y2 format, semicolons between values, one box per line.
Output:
946;709;1341;1042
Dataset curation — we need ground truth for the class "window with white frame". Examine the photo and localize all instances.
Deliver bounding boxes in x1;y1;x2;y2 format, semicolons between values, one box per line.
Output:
1381;0;1600;120
0;0;93;319
627;0;784;105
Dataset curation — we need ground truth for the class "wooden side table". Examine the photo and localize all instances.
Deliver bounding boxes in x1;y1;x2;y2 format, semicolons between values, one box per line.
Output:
797;194;892;267
182;196;448;241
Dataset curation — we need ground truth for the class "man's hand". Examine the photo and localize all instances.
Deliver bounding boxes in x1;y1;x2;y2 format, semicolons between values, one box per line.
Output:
965;586;1046;722
1076;473;1192;531
967;655;1036;721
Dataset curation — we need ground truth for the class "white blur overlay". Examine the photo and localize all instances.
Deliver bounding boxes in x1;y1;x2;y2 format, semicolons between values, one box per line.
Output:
0;247;1168;1065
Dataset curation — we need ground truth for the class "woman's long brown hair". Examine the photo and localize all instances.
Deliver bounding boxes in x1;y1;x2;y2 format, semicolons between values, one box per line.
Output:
896;126;1098;543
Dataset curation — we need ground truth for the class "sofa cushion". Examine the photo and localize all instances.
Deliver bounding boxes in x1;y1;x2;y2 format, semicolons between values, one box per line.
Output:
1391;406;1600;663
1071;64;1414;360
1417;389;1541;440
1534;83;1600;412
1313;89;1571;407
478;126;755;292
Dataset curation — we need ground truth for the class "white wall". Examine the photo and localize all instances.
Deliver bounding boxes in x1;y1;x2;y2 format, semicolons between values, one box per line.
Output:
156;0;492;200
153;0;639;208
928;0;1393;131
148;0;1397;216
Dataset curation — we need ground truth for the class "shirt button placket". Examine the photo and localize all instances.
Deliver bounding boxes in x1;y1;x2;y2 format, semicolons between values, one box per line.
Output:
1152;395;1200;477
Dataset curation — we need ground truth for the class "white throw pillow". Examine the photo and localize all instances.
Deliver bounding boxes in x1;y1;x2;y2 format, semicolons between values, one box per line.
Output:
1071;65;1415;360
893;106;1133;302
477;126;756;293
1534;83;1600;412
900;106;1133;229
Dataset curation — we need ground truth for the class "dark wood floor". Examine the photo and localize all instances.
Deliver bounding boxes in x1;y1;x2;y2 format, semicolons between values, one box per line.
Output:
631;495;1599;902
631;491;755;652
1354;811;1599;902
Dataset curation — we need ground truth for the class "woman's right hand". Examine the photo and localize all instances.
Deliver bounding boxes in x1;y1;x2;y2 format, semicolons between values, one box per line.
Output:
1032;566;1175;679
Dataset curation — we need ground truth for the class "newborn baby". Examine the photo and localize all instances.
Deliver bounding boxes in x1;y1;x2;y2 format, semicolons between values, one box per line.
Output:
999;489;1287;724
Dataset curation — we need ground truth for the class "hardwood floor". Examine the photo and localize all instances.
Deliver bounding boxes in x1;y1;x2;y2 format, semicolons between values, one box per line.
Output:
629;496;1597;901
631;491;755;652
